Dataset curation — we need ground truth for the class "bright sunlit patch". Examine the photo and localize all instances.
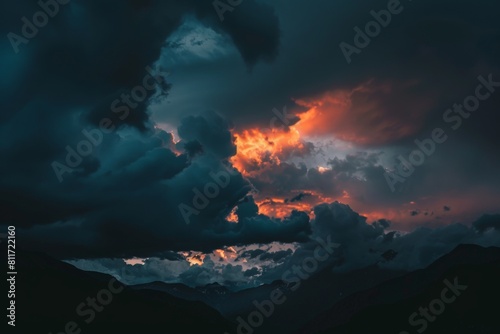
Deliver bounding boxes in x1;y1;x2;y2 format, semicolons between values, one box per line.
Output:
214;249;227;260
123;258;147;266
226;206;239;223
255;190;336;219
318;166;330;173
230;127;305;177
257;197;314;219
212;247;238;262
184;252;206;266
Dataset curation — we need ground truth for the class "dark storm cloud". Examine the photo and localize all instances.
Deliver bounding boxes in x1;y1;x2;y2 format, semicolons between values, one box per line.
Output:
259;249;293;262
157;251;185;261
1;0;280;130
177;111;236;159
376;219;391;229
67;202;500;288
193;0;280;67
287;192;311;203
473;214;500;233
279;202;500;274
2;0;500;274
245;151;403;210
239;249;266;259
8;112;312;258
244;267;261;277
0;0;288;259
151;0;500;220
156;0;500;132
235;196;260;221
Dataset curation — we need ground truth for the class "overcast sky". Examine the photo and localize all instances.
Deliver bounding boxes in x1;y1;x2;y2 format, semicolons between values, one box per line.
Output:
1;0;500;288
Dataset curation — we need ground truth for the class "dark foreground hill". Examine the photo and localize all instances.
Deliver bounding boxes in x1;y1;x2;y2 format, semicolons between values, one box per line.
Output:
300;244;500;334
8;244;500;334
13;251;234;334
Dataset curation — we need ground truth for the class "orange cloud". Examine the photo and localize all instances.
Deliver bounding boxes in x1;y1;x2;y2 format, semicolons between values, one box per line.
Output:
213;248;238;261
226;206;239;223
255;190;337;219
185;253;205;266
257;197;314;219
294;80;435;145
230;127;306;177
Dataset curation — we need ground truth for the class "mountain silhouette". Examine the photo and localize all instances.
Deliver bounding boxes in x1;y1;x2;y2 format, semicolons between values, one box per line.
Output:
15;251;234;334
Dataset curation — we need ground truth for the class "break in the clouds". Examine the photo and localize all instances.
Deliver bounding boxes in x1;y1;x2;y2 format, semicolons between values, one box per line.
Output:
1;0;500;288
67;202;500;288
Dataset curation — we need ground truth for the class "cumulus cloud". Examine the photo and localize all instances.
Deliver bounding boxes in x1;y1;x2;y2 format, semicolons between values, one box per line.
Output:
67;202;500;289
1;0;285;259
2;0;500;290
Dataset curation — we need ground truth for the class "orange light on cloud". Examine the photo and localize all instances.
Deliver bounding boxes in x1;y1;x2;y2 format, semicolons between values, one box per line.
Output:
230;127;305;177
256;190;336;219
123;258;147;265
214;249;227;260
213;247;238;261
257;198;314;219
294;90;351;138
293;81;433;145
185;253;205;266
226;206;239;223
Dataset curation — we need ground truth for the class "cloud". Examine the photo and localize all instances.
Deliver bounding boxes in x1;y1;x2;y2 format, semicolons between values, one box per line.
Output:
1;0;286;259
3;111;311;259
67;202;500;288
2;0;500;289
294;79;439;146
244;267;261;277
259;249;293;262
473;214;500;233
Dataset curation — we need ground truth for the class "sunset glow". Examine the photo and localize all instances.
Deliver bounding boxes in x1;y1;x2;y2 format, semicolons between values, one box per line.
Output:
230;127;305;177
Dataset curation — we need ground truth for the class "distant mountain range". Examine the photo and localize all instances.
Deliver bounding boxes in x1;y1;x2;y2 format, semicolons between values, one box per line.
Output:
14;244;500;334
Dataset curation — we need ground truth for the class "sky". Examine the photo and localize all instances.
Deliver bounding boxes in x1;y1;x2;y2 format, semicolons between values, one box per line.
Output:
1;0;500;289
